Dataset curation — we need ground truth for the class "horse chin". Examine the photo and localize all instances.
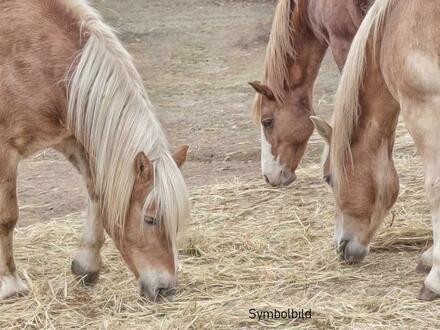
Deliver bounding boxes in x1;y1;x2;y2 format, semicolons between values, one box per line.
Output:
263;169;297;187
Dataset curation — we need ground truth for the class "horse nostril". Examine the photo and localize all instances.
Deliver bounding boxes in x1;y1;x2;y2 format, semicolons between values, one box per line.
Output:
160;287;176;296
139;274;177;302
263;175;270;184
156;287;177;301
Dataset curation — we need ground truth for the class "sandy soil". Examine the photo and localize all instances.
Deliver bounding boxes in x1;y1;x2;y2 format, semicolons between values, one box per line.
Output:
17;0;339;226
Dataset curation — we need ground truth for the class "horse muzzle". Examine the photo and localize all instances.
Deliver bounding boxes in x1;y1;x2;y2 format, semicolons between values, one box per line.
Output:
263;169;297;187
138;270;177;302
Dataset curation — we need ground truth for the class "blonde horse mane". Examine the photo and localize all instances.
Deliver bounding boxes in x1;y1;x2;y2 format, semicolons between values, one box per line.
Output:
65;0;190;248
331;0;395;190
252;0;306;120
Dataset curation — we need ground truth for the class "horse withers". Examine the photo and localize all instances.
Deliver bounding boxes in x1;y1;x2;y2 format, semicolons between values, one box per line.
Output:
0;0;190;301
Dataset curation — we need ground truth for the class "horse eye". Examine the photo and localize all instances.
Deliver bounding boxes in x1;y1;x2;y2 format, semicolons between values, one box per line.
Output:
144;216;156;225
262;118;273;129
324;175;332;185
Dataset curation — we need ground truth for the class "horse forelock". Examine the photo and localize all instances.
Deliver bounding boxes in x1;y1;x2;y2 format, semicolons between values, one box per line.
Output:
252;94;262;122
252;0;309;121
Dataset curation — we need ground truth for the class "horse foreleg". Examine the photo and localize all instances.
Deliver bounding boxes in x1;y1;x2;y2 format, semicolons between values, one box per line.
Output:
54;138;104;285
71;199;104;285
328;36;352;72
0;153;29;299
417;246;433;273
402;101;440;301
420;180;440;301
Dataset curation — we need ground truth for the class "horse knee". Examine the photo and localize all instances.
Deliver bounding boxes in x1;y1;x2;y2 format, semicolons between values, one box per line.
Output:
0;214;18;235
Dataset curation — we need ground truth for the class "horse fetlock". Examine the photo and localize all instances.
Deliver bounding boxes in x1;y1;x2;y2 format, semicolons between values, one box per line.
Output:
0;274;29;300
417;247;433;273
71;256;100;286
416;261;432;274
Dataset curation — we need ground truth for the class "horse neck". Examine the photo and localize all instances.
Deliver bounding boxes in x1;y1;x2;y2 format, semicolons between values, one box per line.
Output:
344;57;399;224
348;58;400;228
352;43;399;154
285;22;327;113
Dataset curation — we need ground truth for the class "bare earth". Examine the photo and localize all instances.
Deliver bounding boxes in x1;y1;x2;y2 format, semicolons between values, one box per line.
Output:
18;0;338;227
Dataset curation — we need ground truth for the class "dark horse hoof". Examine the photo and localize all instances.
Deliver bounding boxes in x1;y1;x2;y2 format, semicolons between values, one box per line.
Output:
416;261;432;274
418;285;440;301
71;260;100;286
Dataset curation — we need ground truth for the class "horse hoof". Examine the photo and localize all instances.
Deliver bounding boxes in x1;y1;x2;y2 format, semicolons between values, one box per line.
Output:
1;289;29;300
0;277;30;300
71;260;100;286
418;285;440;301
416;261;432;274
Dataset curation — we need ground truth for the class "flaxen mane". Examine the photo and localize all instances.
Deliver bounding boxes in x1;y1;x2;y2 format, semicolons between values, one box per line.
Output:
331;0;395;190
252;0;307;120
64;0;190;249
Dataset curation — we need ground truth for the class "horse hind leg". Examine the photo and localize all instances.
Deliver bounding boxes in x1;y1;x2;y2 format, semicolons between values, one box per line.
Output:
54;138;104;285
0;152;29;299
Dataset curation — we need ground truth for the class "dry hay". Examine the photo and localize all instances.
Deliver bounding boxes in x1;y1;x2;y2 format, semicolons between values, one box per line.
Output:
1;121;439;329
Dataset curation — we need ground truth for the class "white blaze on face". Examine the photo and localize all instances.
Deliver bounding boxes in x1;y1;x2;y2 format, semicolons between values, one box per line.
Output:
261;126;284;185
334;209;344;244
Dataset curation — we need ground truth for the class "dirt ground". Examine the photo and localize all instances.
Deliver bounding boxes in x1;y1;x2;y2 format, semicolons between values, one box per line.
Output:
17;0;338;226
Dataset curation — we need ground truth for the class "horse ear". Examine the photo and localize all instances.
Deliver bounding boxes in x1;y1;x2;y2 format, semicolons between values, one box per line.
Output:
248;81;275;100
134;152;152;183
173;145;189;168
310;116;332;144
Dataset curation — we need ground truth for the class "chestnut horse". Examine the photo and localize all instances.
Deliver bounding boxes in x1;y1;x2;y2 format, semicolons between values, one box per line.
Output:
314;0;440;301
0;0;190;301
250;0;373;186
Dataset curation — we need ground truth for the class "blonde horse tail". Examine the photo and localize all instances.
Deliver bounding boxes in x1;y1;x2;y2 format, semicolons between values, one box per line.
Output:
331;0;395;189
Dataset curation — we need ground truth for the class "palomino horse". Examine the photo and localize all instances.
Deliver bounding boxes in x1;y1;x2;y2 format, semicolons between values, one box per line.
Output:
250;0;373;186
313;0;440;301
0;0;191;301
